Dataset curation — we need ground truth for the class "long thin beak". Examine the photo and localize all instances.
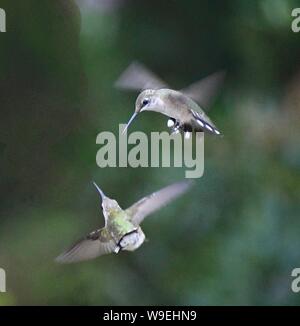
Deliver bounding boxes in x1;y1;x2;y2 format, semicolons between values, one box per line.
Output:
122;112;138;134
92;181;106;201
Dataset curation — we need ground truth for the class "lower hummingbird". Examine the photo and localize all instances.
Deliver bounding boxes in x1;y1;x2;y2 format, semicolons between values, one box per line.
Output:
56;180;192;263
115;61;225;138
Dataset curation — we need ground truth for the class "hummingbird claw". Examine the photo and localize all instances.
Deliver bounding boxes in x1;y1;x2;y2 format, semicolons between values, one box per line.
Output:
171;128;180;135
114;246;121;254
168;118;181;135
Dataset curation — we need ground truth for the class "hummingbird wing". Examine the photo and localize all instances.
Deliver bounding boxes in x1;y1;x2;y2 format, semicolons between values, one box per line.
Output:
126;180;193;226
181;70;225;109
55;228;116;263
115;61;169;91
165;91;221;135
189;106;222;135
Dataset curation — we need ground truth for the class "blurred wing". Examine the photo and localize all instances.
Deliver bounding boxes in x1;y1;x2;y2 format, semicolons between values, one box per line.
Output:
115;61;168;91
181;70;225;108
55;228;116;264
126;180;193;226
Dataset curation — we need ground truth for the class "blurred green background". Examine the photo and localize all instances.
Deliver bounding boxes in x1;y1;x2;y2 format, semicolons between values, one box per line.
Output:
0;0;300;305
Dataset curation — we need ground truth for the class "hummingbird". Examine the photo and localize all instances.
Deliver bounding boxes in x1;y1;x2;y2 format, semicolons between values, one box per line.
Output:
115;61;225;138
55;180;192;263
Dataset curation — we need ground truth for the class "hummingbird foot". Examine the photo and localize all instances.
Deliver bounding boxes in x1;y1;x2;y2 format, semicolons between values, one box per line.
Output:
171;127;180;135
114;246;121;254
169;118;182;135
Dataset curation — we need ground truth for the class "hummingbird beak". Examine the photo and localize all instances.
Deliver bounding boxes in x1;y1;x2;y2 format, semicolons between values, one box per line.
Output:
122;112;138;134
92;181;106;201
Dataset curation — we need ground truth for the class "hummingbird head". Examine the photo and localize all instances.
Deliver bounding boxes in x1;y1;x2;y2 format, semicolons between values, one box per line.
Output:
135;89;157;113
123;89;161;134
93;182;121;215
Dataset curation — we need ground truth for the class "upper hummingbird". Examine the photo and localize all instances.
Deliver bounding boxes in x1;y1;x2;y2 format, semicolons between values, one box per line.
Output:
56;180;192;263
115;61;225;138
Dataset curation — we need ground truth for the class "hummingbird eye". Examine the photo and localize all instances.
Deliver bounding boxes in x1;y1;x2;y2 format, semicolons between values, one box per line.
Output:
141;98;150;108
